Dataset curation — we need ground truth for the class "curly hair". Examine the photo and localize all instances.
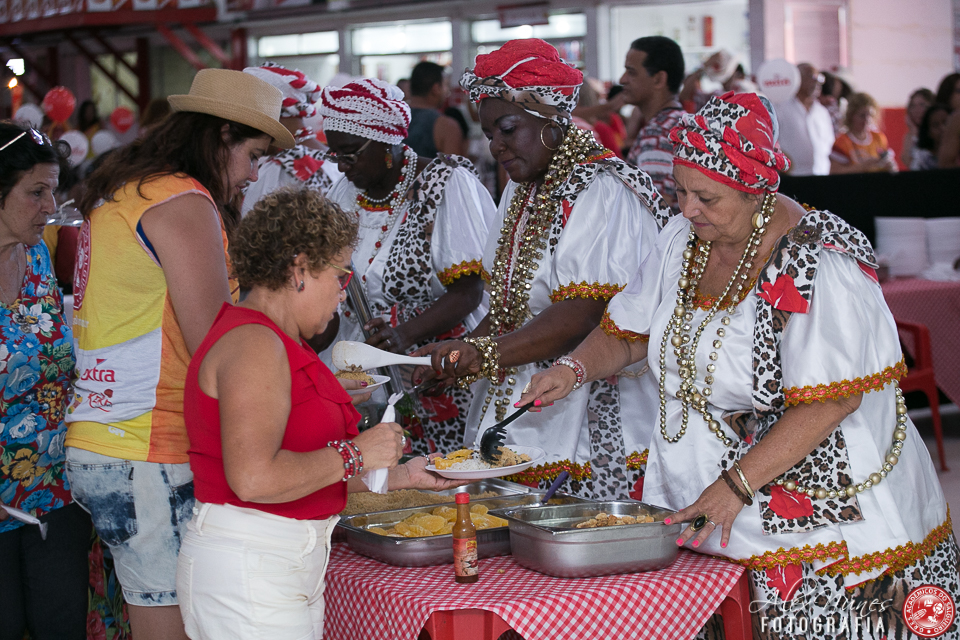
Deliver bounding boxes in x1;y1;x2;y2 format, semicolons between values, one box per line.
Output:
843;92;878;131
230;187;358;291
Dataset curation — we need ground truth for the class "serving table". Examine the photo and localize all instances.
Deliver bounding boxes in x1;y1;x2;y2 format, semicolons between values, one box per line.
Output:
881;278;960;406
324;543;747;640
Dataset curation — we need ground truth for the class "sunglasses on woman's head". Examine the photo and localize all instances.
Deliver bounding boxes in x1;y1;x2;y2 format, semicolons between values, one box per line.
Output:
0;128;50;152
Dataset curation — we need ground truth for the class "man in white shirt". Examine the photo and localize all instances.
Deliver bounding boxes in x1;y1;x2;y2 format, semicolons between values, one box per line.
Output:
776;63;835;176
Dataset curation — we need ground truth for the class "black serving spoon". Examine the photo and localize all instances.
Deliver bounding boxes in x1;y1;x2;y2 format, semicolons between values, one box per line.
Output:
477;403;533;464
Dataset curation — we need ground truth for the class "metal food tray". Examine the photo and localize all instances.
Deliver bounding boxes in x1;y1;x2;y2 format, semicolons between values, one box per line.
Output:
499;501;682;578
332;479;530;543
339;492;589;567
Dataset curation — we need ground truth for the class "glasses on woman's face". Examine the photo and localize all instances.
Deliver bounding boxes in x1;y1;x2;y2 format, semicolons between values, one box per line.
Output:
323;138;373;166
326;263;354;290
0;128;50;152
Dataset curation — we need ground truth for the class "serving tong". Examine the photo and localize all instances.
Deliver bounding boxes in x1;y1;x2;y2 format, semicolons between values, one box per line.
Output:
477;403;532;464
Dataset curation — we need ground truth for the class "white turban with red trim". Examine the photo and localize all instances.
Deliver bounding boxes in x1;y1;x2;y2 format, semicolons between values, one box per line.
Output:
243;62;321;119
317;78;411;145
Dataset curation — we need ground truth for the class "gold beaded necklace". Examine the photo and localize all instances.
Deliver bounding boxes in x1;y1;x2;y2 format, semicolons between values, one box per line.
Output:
478;125;599;422
487;126;598;337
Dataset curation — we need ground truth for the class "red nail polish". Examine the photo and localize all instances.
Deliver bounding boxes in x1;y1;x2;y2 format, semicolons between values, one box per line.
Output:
692;540;699;547
361;381;368;387
664;517;672;524
414;378;422;384
514;402;520;407
721;542;727;548
435;369;442;375
534;399;542;407
676;538;683;546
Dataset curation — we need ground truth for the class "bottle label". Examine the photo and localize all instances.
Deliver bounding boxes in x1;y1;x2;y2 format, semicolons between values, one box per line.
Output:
453;537;479;577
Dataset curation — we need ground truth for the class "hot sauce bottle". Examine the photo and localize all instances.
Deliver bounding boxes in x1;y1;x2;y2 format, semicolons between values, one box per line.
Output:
453;492;479;583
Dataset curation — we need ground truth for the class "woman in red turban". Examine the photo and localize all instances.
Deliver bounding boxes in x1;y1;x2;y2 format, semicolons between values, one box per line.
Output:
414;39;672;500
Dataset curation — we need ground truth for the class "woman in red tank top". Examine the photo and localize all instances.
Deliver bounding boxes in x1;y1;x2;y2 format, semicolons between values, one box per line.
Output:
178;187;462;640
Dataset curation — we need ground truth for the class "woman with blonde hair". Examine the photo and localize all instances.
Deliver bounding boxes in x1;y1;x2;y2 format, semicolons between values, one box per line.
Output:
829;92;897;174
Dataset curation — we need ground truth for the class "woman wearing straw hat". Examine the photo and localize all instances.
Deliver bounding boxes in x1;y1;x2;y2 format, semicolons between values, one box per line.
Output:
63;69;294;640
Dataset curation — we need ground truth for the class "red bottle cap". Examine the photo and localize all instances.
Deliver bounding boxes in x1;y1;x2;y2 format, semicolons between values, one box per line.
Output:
455;492;470;504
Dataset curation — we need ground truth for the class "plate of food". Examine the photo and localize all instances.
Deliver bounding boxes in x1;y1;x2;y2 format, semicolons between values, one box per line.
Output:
426;445;545;480
334;367;390;396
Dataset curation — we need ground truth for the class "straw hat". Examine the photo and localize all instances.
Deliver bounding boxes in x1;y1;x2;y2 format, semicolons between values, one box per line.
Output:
168;69;295;149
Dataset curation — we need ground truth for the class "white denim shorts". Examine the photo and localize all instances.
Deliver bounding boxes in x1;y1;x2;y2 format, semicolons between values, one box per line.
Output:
65;446;194;607
176;502;339;640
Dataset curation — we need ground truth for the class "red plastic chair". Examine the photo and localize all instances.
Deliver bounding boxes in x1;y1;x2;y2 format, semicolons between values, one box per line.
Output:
896;320;947;471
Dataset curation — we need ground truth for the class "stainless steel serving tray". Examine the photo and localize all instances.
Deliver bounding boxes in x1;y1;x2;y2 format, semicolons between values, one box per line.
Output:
499;501;682;578
339;492;588;567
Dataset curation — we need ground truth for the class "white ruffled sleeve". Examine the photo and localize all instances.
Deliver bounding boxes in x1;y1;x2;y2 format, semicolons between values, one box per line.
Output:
431;167;497;286
241;161;286;216
779;249;904;406
545;170;660;308
604;214;689;339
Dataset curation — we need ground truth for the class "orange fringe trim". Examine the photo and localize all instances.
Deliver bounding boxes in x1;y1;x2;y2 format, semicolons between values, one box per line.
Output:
783;359;907;406
549;281;623;303
504;460;592;484
437;260;483;286
822;510;954;577
600;310;649;343
736;510;953;579
626;449;648;470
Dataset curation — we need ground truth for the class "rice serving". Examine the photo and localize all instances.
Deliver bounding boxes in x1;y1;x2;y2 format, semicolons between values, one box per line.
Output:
433;447;531;471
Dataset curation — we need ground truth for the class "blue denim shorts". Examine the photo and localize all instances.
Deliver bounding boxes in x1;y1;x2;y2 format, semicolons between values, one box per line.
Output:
65;447;194;607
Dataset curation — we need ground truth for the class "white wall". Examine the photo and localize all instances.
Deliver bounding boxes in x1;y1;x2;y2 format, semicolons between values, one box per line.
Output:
763;0;953;107
846;0;953;106
606;0;750;82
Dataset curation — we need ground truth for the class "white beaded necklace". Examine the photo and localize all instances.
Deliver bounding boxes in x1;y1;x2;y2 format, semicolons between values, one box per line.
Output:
357;146;418;281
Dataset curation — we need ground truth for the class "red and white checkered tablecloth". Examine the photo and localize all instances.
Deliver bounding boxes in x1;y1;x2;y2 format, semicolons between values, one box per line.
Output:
882;278;960;406
323;543;744;640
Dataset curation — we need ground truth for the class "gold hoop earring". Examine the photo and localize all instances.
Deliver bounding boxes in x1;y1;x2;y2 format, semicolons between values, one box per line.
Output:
385;151;393;169
540;123;559;151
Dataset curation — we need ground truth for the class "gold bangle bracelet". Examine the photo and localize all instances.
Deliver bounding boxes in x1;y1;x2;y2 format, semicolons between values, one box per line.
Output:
732;461;755;500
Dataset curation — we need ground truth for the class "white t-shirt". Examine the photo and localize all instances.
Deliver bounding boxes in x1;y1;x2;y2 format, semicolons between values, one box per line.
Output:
775;97;835;176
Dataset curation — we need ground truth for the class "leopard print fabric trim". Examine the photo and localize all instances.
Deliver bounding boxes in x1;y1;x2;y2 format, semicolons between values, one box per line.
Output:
377;155;481;452
381;154;479;313
552;157;674;230
726;210;880;534
269;145;335;195
460;69;579;124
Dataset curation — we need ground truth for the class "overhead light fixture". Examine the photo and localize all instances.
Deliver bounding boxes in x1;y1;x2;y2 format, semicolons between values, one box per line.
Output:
6;58;24;76
7;78;17;89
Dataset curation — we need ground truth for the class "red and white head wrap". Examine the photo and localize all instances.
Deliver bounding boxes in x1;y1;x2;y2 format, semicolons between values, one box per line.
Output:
670;91;790;194
243;62;321;119
460;39;583;124
317;78;411;145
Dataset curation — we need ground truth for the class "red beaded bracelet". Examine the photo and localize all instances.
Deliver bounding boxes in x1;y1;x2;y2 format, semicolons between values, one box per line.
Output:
328;440;363;481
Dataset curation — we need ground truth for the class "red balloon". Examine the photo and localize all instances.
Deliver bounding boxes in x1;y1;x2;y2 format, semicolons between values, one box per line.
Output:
42;87;76;123
110;106;135;134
